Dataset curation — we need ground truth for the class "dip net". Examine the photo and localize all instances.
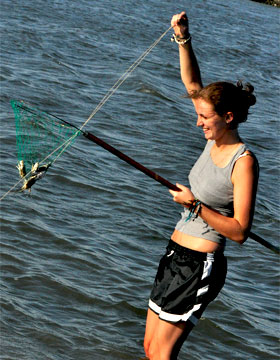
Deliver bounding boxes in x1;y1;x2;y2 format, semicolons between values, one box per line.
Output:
11;100;81;175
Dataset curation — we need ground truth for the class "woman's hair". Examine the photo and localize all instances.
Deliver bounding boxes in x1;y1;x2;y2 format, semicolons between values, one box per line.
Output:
189;81;256;129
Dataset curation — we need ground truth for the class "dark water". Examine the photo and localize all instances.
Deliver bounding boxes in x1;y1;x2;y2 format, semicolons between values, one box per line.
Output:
0;0;279;359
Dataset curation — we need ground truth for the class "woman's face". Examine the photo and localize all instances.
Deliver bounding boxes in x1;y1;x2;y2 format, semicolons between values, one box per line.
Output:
194;99;229;141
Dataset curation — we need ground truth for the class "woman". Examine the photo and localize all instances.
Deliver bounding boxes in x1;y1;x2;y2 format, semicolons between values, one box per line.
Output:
143;11;259;360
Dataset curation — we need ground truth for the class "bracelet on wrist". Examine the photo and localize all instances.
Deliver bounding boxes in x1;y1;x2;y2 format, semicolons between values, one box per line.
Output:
184;198;202;222
171;33;192;45
183;198;198;208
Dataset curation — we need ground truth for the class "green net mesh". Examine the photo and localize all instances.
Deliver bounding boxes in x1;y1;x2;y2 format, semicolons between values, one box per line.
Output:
11;100;81;174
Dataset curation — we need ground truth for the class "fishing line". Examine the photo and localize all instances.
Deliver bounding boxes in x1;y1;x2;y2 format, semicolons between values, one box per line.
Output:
0;26;172;201
79;25;172;132
46;25;173;165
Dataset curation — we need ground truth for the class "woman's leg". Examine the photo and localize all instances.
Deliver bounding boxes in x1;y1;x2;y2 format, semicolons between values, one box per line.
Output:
144;309;160;358
144;308;194;360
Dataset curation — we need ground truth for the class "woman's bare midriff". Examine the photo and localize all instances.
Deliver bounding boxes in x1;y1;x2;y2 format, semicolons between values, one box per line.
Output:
171;229;224;253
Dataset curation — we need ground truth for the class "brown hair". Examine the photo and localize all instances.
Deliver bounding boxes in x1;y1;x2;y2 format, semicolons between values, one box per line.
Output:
189;81;256;129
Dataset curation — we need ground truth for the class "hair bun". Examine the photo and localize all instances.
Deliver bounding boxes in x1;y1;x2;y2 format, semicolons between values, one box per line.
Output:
236;80;256;107
244;83;254;94
245;83;256;107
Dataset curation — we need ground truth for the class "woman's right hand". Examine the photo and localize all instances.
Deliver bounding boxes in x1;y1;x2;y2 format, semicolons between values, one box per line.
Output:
171;11;190;38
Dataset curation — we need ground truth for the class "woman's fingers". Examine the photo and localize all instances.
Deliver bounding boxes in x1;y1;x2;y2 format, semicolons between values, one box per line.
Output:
169;183;194;205
171;11;189;37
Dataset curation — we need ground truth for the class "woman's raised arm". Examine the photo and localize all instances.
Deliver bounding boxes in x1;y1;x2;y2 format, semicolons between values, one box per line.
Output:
171;11;203;94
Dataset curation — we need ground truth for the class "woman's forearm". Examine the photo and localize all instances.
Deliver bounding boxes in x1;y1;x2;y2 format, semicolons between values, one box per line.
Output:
198;204;251;244
178;42;202;93
171;11;202;93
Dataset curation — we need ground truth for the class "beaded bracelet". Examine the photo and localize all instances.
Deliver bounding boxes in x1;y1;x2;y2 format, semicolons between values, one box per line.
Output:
171;33;192;45
184;198;202;222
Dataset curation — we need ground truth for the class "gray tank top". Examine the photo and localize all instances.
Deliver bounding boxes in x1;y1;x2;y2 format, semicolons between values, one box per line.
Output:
175;140;247;245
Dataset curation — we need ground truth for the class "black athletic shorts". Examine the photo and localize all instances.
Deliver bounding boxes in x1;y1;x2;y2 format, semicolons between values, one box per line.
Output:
149;240;227;325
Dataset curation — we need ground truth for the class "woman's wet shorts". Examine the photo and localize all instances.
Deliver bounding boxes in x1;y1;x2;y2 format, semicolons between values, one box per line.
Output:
149;240;227;325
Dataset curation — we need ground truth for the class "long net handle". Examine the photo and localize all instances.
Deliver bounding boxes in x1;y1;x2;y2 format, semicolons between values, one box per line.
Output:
84;131;179;191
248;231;279;255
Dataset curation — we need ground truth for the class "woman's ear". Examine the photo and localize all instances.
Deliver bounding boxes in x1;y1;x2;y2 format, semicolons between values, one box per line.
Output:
225;112;234;124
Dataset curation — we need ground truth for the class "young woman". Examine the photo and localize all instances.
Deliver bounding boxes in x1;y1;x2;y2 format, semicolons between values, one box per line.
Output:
143;11;259;360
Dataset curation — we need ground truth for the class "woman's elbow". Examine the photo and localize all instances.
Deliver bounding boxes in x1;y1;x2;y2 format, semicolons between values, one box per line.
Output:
231;230;250;245
181;78;202;94
237;236;247;245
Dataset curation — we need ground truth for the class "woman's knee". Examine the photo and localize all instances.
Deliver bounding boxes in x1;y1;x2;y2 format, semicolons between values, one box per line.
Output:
143;337;150;357
144;309;160;357
146;339;162;360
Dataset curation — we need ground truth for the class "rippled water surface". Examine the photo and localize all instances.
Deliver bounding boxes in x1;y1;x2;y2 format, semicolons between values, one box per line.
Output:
1;0;279;359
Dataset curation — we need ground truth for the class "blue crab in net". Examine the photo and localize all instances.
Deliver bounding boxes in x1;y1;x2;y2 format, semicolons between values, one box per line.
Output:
17;160;51;192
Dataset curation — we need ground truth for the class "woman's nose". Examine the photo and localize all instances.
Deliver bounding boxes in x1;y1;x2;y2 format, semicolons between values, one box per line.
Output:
197;116;203;127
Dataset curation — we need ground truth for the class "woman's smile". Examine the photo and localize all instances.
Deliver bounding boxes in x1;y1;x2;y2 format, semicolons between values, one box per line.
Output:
194;99;228;141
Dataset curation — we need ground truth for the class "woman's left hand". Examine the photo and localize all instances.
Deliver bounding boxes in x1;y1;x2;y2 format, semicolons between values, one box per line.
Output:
169;183;195;207
171;11;189;39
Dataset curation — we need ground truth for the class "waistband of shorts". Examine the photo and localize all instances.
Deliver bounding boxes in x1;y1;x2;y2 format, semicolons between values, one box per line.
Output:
168;239;224;260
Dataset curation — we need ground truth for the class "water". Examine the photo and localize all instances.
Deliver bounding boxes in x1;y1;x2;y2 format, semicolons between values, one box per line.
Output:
0;0;279;359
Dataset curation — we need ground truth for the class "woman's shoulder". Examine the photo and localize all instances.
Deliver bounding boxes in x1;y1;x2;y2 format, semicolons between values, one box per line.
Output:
232;148;259;181
236;146;259;167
